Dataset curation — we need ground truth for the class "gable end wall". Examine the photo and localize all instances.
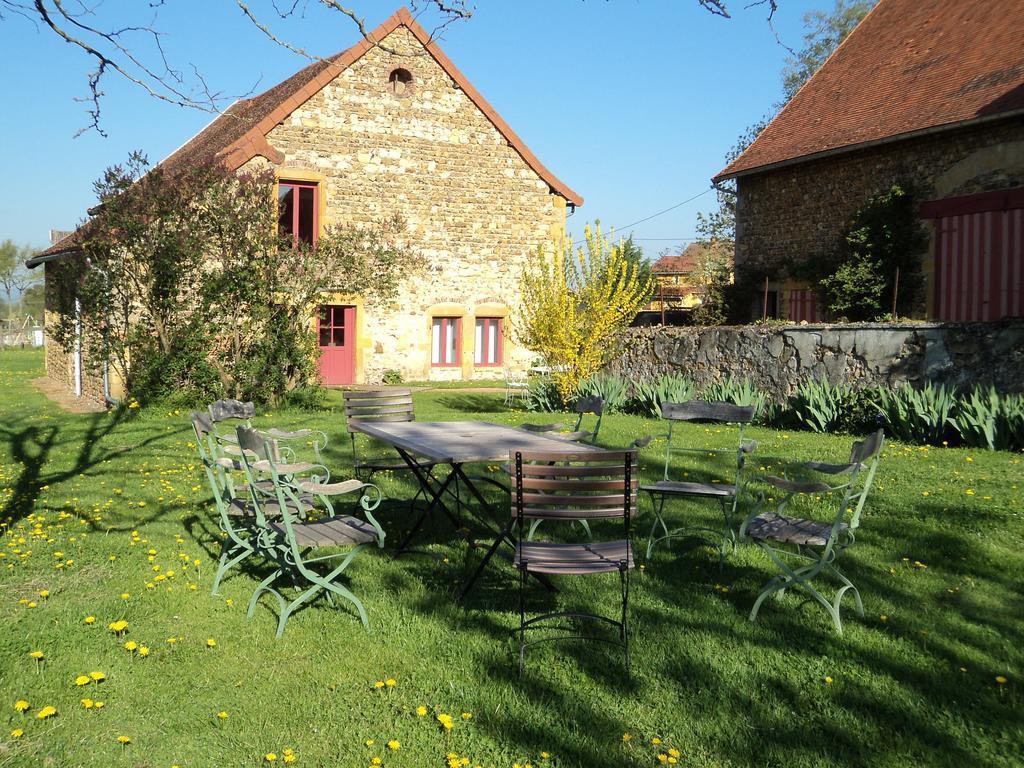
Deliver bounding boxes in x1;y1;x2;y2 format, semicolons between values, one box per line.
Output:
260;26;567;381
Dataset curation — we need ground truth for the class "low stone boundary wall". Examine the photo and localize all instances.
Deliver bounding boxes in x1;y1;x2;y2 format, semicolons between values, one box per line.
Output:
607;321;1024;398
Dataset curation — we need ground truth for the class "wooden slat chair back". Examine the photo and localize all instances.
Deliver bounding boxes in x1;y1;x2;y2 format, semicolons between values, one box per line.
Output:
511;449;637;678
741;429;885;633
234;426;385;638
208;399;327;464
642;399;757;561
190;412;258;595
341;390;442;495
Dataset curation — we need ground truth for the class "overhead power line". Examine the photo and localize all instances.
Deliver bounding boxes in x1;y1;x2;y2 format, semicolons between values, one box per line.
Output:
573;187;714;245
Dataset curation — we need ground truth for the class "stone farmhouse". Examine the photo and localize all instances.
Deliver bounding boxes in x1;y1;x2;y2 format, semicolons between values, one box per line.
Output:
28;6;581;403
715;0;1024;323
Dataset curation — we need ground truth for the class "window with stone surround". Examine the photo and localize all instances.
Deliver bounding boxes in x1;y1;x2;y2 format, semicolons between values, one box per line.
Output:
431;316;460;366
474;317;502;367
278;180;318;246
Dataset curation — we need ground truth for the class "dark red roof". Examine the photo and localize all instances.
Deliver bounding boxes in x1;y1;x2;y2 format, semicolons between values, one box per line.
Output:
651;242;728;275
715;0;1024;181
34;7;581;264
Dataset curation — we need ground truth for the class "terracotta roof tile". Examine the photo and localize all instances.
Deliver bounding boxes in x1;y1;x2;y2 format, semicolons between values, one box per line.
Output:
651;242;728;275
715;0;1024;181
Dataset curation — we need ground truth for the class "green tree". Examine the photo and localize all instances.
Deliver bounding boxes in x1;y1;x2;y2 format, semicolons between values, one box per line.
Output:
0;239;40;319
781;1;874;102
50;152;424;404
813;184;928;321
20;283;45;322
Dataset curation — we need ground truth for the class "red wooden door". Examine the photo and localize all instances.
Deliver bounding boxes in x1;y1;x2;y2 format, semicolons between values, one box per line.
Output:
318;305;356;385
923;188;1024;322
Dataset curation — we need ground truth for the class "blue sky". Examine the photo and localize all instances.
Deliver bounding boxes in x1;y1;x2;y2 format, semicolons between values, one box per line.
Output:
0;0;823;258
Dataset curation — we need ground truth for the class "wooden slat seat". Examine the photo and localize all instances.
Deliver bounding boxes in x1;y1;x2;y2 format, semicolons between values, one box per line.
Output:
514;540;633;574
270;516;379;547
297;479;365;495
762;475;833;494
744;511;847;547
804;460;859;475
229;496;314;517
640;479;736;498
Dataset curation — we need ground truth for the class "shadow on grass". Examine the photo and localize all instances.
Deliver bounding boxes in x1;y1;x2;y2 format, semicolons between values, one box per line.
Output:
0;407;172;527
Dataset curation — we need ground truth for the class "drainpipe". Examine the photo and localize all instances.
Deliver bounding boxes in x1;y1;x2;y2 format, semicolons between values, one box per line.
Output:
84;257;120;407
73;296;82;397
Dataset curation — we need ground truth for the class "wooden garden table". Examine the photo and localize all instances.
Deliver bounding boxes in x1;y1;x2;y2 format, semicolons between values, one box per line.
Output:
348;420;604;599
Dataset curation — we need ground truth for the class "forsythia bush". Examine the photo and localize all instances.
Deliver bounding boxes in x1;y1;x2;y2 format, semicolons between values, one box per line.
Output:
515;223;655;402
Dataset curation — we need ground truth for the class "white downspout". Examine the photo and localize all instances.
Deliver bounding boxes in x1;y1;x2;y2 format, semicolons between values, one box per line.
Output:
73;296;83;397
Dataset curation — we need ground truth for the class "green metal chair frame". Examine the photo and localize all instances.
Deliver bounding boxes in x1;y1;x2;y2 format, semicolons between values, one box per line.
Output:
520;395;605;444
512;448;636;679
208;399;328;465
641;400;756;561
235;426;385;638
191;412;257;596
740;429;884;634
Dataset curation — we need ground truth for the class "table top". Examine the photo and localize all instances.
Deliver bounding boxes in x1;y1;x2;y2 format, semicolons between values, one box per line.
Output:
349;420;605;464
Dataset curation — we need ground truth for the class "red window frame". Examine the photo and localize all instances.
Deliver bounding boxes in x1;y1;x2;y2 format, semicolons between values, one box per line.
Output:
474;316;503;367
431;316;461;367
278;180;319;247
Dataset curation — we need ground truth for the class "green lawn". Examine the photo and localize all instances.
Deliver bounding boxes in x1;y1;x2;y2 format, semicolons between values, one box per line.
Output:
1;348;1022;768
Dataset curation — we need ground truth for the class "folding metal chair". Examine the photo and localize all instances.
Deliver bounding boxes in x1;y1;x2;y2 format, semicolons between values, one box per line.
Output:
641;401;756;562
741;429;884;634
511;449;637;679
235;426;384;637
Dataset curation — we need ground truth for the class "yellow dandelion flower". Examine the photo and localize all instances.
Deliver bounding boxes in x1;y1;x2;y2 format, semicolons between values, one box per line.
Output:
996;676;1008;684
622;732;632;742
668;748;681;758
10;728;23;738
437;713;454;730
38;589;49;598
364;739;375;746
652;738;662;745
81;698;94;708
108;620;128;634
84;616;96;625
416;705;428;717
75;675;91;686
14;700;30;712
373;680;385;689
124;641;138;652
385;678;396;687
206;638;217;648
28;650;44;660
461;712;472;720
117;735;131;745
89;671;105;682
36;705;57;719
93;701;105;709
138;646;150;657
283;756;296;765
217;711;229;719
120;592;130;600
265;753;277;763
387;739;400;750
824;676;834;684
371;758;382;766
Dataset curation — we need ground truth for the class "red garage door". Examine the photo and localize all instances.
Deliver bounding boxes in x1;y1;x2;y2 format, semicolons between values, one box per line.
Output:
922;188;1024;322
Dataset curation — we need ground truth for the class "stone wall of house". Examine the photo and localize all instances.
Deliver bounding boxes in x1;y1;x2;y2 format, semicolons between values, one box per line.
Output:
256;25;568;383
734;116;1024;317
608;321;1024;398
